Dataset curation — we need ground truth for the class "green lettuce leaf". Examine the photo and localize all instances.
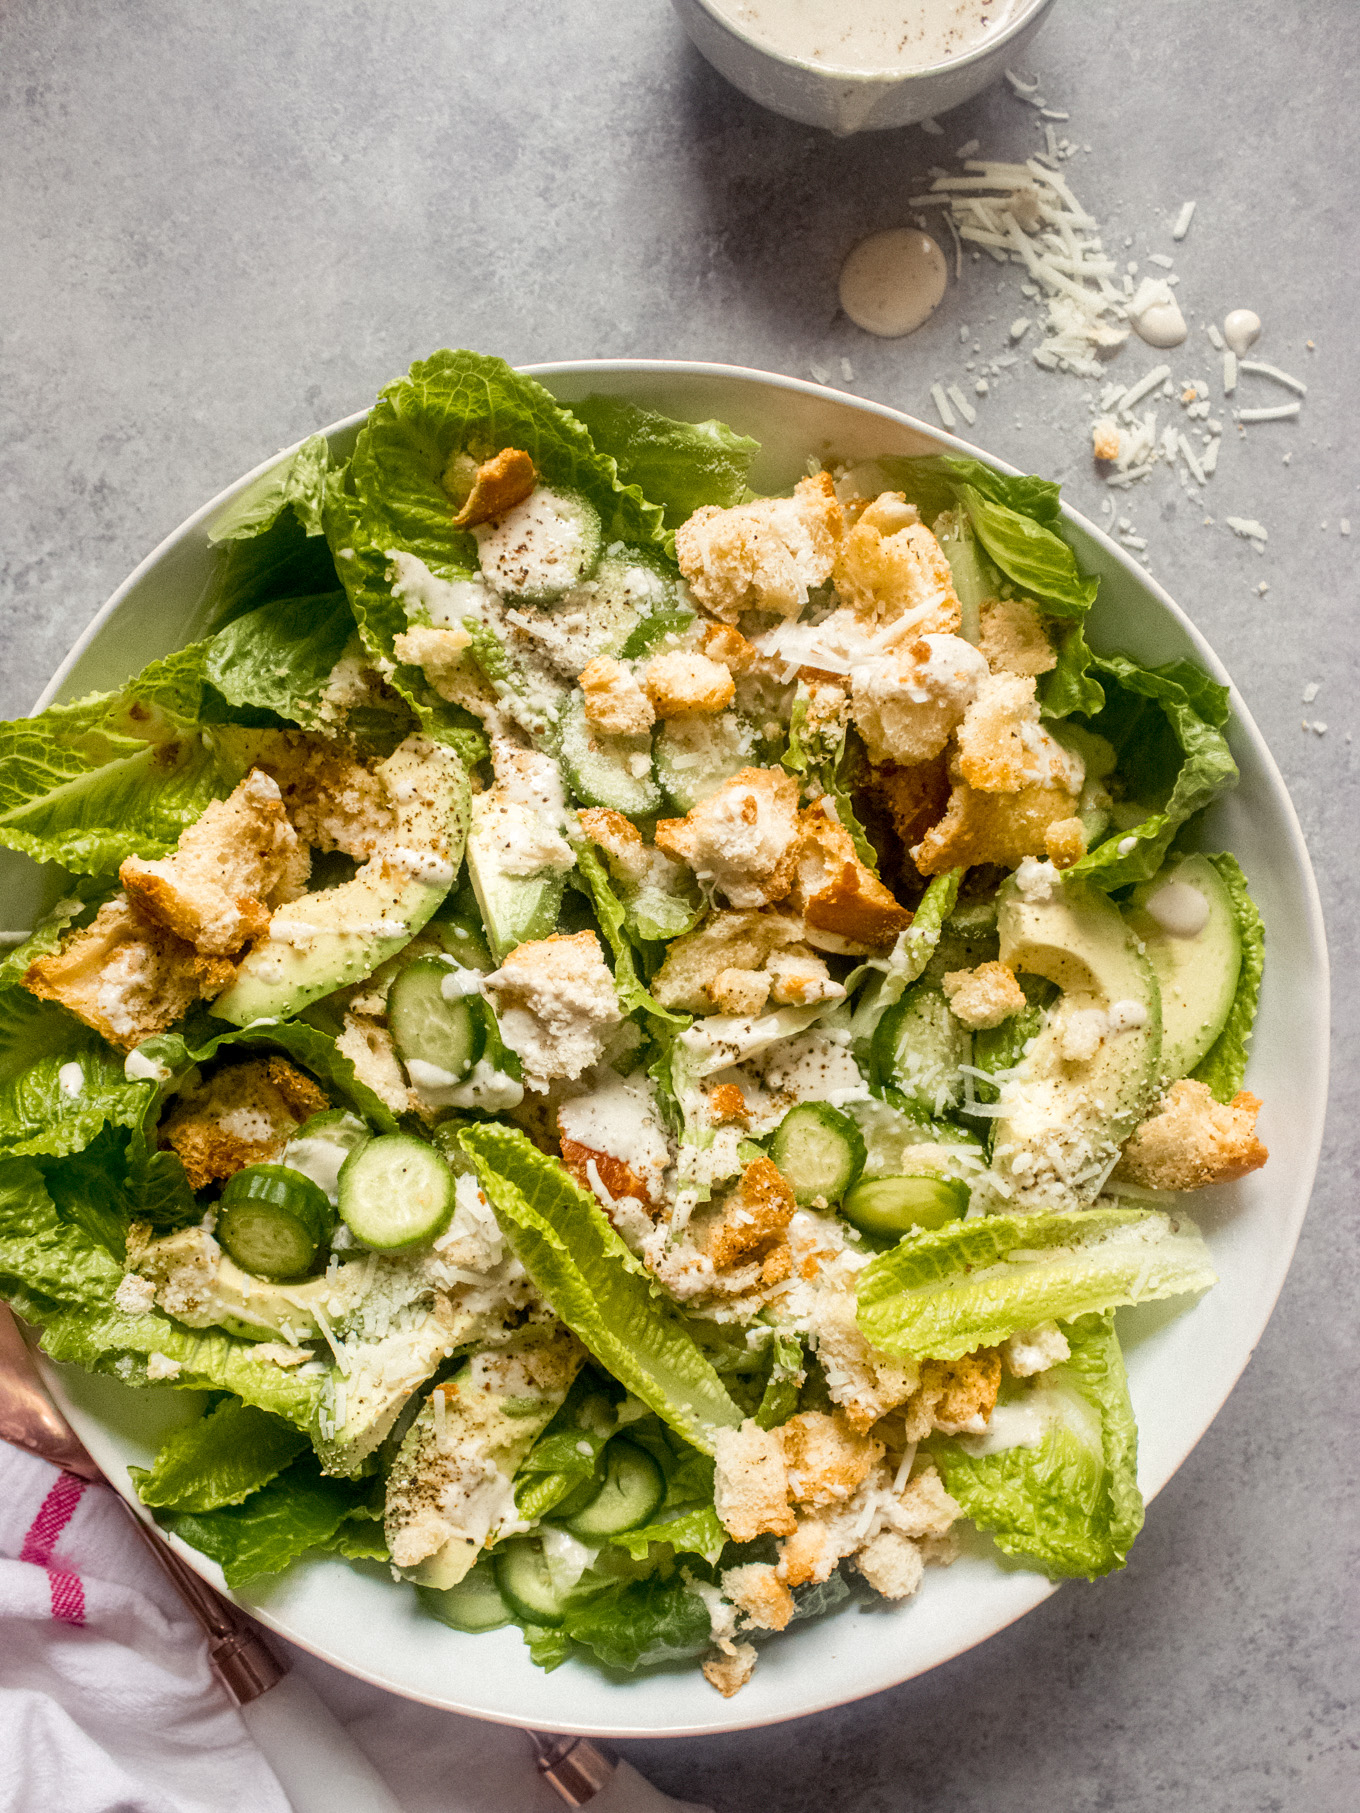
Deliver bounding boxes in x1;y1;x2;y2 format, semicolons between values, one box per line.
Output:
209;435;331;543
856;1207;1216;1361
0;884;108;993
1191;853;1265;1102
569;396;759;529
569;841;686;1024
204;592;356;729
0;989;151;1160
610;1504;727;1565
1067;656;1238;892
131;1398;308;1511
156;1452;372;1587
460;1124;744;1453
199;435;342;631
1040;619;1106;720
561;1572;711;1672
930;1311;1143;1579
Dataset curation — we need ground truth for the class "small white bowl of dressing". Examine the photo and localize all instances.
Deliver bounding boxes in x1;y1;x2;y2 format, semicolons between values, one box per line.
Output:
672;0;1056;135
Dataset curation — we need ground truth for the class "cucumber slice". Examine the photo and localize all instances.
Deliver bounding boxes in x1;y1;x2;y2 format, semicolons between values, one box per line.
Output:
427;914;495;972
472;486;602;604
561;1439;665;1539
337;1135;455;1250
769;1103;867;1207
388;958;486;1080
654;711;756;813
494;1537;572;1627
558;690;661;815
871;983;971;1115
840;1173;969;1241
217;1164;336;1281
416;1555;512;1632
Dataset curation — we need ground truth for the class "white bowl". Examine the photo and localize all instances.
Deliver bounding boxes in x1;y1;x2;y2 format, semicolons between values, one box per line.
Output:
21;363;1328;1739
671;0;1055;135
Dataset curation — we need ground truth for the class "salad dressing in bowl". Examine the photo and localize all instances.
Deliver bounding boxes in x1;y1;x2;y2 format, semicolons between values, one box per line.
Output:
706;0;1031;76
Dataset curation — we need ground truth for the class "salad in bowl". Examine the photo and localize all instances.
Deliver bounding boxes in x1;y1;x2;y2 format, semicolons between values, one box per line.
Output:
0;350;1269;1699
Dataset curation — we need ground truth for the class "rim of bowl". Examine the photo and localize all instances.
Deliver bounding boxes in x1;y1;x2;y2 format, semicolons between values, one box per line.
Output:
31;358;1330;1738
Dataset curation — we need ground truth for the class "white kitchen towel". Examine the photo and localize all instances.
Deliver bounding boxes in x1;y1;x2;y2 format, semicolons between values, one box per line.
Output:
0;1444;710;1813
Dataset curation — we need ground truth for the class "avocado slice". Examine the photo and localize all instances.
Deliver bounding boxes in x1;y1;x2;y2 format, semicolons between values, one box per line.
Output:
384;1325;585;1589
465;789;570;961
212;735;468;1025
1124;854;1242;1082
987;873;1162;1211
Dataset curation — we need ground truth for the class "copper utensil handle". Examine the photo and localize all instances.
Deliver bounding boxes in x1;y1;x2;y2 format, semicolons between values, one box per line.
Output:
530;1734;620;1806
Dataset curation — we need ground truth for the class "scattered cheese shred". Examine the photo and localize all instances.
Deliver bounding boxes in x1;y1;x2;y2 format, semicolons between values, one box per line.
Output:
1172;200;1197;240
1237;403;1301;423
1238;359;1307;395
1226;516;1269;542
930;382;957;428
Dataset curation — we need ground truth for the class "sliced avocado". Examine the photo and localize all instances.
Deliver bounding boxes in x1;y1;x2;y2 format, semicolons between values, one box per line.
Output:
465;789;570;960
212;735;469;1025
1124;854;1242;1082
987;874;1162;1211
132;1226;332;1342
385;1326;585;1589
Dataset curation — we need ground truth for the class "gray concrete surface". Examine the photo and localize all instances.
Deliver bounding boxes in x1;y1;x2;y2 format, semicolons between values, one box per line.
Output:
2;2;1355;1807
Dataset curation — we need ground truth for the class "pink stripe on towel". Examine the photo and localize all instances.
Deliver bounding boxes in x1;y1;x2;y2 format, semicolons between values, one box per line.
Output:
21;1470;87;1625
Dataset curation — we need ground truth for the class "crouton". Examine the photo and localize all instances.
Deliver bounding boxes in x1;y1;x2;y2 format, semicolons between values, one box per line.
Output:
706;1083;750;1125
778;1517;839;1588
1045;816;1089;868
834;497;961;631
650;908;802;1013
855;1529;925;1600
120;770;299;956
760;1244;793;1286
708;967;773;1016
228;732;394;859
578;657;656;736
642;651;735;718
23;895;235;1051
1092;417;1122;463
575;806;692;914
763;944;841;1006
850;634;989;765
722;1562;795;1633
700;623;757;674
336;1012;410;1115
902;1350;1003;1441
675;474;843;622
483;931;622;1090
790;801;912;953
892;1463;962;1539
912;779;1081;875
702;1642;758;1697
707;1157;796;1271
1002;1322;1071;1377
393;625;490;713
655;767;803;910
445;446;537;527
267;838;313;905
801;1281;919;1433
1114;1078;1268;1191
713;1419;796;1541
780;1411;881;1508
872;755;952;856
978;597;1057;678
159;1058;328;1191
955;673;1085;794
941;961;1027;1030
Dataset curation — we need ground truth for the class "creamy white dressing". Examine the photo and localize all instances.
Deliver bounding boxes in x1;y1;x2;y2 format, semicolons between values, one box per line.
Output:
438;1057;524;1111
710;0;1032;75
387;550;491;629
1145;877;1210;939
557;1073;671;1176
57;1061;84;1098
839;228;948;337
1223;309;1262;356
124;1048;172;1084
282;1119;369;1204
439;964;487;1001
1128;279;1187;350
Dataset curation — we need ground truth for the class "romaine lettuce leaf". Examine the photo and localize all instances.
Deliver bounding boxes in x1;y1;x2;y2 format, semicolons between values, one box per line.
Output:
209;435;331;543
856;1207;1216;1361
155;1452;375;1587
561;1572;711;1672
0;989;150;1160
460;1124;744;1453
1040;619;1106;720
1067;655;1238;892
930;1311;1143;1579
610;1504;727;1565
569;841;687;1024
569;396;759;529
131;1398;309;1512
204;592;356;729
1191;852;1264;1102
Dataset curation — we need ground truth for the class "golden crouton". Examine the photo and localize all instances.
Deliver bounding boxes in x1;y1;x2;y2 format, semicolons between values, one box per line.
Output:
902;1350;1003;1441
707;1157;796;1271
642;651;735;718
872;756;952;857
650;908;802;1013
708;967;772;1016
228;731;394;859
445;446;536;527
700;622;757;673
912;778;1080;876
790;803;912;953
713;1419;796;1541
578;657;656;737
392;625;490;713
760;1244;793;1286
722;1562;795;1632
558;1136;657;1214
655;767;803;910
702;1642;758;1697
850;634;989;767
855;1529;924;1601
120;769;299;957
1114;1078;1268;1191
1044;816;1088;868
160;1058;328;1191
763;944;840;1005
575;807;691;907
706;1082;750;1125
1092;417;1122;463
336;1011;410;1114
941;961;1027;1030
483;931;622;1088
23;896;235;1051
805;1283;920;1432
893;1463;962;1539
675;474;844;622
780;1411;881;1507
834;496;961;631
778;1516;838;1588
978;597;1057;678
956;673;1082;794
